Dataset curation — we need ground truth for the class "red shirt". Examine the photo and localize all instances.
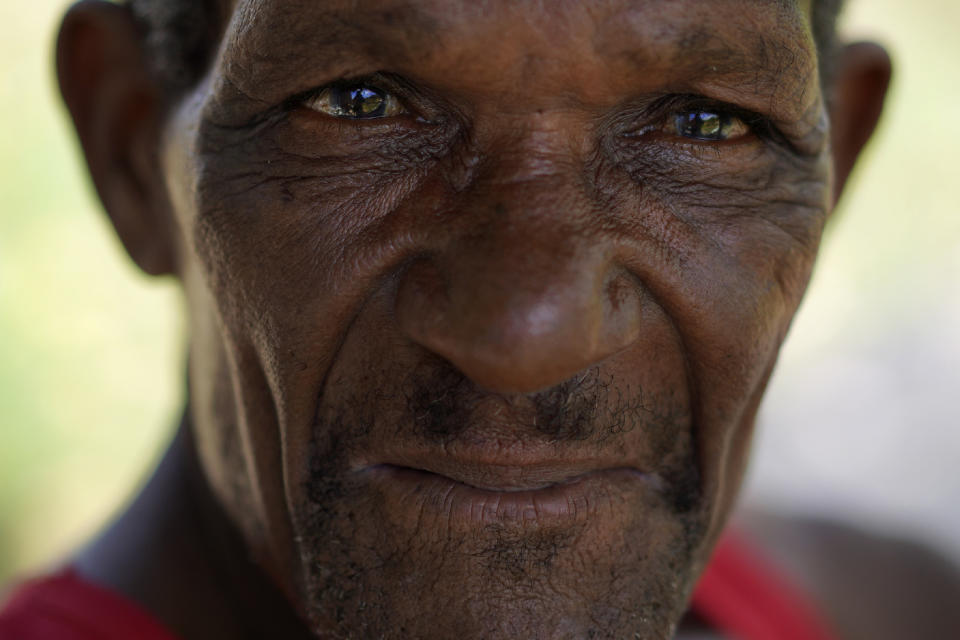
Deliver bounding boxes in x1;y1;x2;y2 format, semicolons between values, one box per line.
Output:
0;568;176;640
0;532;836;639
690;533;837;640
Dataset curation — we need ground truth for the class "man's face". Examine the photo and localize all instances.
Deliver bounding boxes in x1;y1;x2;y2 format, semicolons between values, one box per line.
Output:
165;0;829;637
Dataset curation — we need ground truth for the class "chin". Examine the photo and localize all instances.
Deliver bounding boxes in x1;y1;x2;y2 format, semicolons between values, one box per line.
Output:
295;501;706;639
289;420;709;640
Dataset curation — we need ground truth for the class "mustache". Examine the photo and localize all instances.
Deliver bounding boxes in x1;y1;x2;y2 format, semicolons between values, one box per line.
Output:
400;356;680;447
310;354;701;515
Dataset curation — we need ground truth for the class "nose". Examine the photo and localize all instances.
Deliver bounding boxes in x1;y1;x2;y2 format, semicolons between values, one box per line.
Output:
395;184;643;394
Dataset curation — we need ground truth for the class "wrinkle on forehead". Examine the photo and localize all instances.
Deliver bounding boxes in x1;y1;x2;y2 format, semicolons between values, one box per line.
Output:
593;1;811;64
213;0;819;120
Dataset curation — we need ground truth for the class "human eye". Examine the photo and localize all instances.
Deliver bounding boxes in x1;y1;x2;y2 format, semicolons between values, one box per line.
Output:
302;81;407;119
620;96;767;146
670;109;750;142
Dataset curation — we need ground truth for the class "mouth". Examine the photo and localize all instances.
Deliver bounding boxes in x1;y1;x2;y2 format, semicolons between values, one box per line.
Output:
359;456;659;528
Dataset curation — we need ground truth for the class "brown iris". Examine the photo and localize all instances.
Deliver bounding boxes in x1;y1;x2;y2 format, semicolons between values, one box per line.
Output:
304;83;406;119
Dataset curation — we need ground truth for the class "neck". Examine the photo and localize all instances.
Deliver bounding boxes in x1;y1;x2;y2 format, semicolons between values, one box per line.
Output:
73;414;313;640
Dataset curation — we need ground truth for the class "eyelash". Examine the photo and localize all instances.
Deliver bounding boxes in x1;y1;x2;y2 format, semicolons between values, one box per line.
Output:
302;83;407;120
628;96;759;138
291;74;423;122
671;97;794;149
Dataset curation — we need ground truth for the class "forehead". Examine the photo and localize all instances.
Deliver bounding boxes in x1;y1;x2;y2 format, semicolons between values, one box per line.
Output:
220;0;814;71
210;0;819;122
222;0;811;28
233;1;807;55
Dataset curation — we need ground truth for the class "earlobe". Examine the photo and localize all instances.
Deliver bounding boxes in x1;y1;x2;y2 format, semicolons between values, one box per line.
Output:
57;0;178;276
829;41;893;206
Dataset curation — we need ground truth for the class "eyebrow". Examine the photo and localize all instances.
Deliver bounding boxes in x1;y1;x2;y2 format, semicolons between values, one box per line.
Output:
227;0;443;71
666;26;817;117
590;1;817;114
221;0;818;121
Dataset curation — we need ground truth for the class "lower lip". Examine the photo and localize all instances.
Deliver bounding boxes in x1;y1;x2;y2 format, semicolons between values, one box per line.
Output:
364;465;656;528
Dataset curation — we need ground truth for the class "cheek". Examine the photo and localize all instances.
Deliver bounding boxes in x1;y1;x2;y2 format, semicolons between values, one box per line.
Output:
611;143;830;344
680;158;830;351
184;111;459;309
603;145;830;512
174;120;471;548
163;107;456;579
186;138;411;339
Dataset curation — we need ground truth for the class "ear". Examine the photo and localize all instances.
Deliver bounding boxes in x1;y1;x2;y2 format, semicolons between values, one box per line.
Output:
829;41;892;206
57;0;178;276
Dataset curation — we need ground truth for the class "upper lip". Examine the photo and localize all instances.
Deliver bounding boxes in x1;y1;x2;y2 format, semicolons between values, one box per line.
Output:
359;445;643;491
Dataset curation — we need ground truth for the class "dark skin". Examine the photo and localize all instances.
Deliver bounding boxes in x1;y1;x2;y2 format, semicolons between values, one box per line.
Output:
56;0;891;638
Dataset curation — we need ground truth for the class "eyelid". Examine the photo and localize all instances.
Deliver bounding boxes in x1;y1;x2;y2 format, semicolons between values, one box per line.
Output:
670;111;751;142
662;95;769;126
305;85;407;119
297;77;407;120
623;94;794;150
301;72;462;127
665;97;756;136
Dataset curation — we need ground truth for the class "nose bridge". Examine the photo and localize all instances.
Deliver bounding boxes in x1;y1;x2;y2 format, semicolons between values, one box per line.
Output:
482;117;583;184
467;165;588;273
452;115;595;269
450;116;600;301
395;124;642;394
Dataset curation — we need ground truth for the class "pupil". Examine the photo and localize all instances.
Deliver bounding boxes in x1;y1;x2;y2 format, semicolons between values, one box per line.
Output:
676;111;730;140
341;86;386;118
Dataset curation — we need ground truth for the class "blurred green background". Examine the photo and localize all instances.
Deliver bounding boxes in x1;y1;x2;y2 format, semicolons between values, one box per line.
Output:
1;0;958;585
